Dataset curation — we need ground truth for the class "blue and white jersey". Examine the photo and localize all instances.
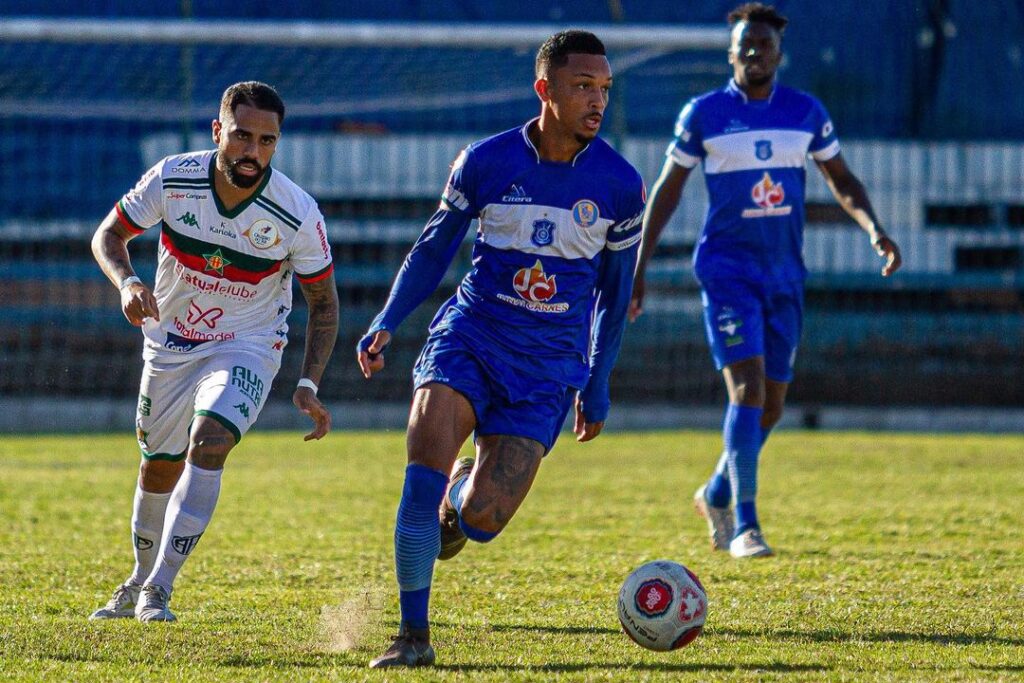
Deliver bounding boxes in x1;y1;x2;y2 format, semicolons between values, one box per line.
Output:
668;79;839;284
436;121;645;389
366;119;645;411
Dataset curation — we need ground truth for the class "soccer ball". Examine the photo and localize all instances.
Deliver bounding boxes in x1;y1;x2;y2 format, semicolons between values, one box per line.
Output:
617;560;707;651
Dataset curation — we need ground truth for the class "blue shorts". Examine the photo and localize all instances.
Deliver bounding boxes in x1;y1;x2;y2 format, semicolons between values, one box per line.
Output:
700;278;803;382
412;330;576;452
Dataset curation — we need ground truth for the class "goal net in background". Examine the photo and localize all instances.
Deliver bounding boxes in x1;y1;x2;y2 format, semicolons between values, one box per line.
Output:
2;17;1024;429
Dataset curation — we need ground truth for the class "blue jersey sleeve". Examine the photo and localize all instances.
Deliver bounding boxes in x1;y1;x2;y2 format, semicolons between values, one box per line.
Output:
808;97;840;161
666;100;703;169
359;149;478;349
579;175;646;422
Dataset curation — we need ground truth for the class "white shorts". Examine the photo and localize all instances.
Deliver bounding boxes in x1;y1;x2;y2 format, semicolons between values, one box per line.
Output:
135;347;279;461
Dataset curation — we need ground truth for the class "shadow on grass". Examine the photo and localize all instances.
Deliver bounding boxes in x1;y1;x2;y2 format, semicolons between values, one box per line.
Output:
489;623;620;636
717;628;1024;647
435;662;828;673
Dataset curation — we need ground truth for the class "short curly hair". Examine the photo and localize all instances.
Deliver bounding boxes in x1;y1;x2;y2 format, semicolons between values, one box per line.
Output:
727;3;788;33
220;81;285;124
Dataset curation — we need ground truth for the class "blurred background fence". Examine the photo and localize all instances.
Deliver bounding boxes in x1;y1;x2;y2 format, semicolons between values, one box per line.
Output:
2;1;1024;430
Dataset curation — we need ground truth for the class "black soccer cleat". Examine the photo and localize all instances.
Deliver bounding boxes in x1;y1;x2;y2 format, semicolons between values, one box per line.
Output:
437;456;475;560
368;622;435;668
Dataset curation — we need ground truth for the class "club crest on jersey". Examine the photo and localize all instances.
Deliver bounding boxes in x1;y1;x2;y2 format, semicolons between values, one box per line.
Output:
531;219;556;247
742;172;791;218
202;248;231;275
755;140;773;161
572;200;599;228
243;219;281;250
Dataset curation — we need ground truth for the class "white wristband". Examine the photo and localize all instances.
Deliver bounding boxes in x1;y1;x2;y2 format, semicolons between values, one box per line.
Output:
297;378;319;395
119;275;142;290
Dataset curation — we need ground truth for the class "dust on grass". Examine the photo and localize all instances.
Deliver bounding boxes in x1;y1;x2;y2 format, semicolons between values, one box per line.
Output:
318;585;388;651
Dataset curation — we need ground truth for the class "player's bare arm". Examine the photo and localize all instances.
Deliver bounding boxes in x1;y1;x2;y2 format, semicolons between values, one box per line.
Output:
91;207;160;326
295;274;339;440
629;159;693;321
817;154;902;276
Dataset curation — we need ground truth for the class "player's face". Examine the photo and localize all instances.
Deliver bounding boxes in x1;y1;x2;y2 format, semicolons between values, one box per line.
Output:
728;21;782;89
212;103;281;189
541;53;612;144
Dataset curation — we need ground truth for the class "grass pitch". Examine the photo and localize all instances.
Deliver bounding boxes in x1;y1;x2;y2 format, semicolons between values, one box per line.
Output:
1;429;1022;682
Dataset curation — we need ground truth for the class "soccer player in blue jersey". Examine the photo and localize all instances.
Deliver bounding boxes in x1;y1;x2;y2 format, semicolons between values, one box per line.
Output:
356;30;645;667
629;3;901;558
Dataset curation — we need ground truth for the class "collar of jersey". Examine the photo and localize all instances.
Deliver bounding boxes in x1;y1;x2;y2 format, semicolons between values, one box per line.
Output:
208;152;274;219
520;117;591;166
726;78;777;106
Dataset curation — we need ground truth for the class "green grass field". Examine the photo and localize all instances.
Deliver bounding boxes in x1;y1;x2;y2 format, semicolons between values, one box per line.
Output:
1;430;1022;682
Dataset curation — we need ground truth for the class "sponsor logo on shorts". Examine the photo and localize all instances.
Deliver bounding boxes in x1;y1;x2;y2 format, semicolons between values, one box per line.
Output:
234;402;251;419
717;309;744;347
231;365;264;406
572;199;599;228
135;422;150;449
244;219;282;250
138;394;151;417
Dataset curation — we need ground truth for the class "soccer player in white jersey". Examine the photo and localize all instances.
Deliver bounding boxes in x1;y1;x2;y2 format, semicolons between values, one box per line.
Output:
629;4;902;558
357;31;645;667
89;81;339;622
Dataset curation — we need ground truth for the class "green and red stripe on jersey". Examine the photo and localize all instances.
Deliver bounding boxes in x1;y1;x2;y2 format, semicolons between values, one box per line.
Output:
115;200;150;235
161;222;284;284
295;262;334;284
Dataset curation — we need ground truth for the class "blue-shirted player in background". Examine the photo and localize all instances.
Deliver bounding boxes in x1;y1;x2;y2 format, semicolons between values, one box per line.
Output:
357;30;645;667
630;3;901;559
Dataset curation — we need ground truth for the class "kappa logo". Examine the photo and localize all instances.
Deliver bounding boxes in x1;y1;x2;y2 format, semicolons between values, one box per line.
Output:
742;172;791;218
177;212;200;229
171;533;203;556
635;579;673;617
186;301;224;329
531;219;555;247
502;184;533;203
234;402;250;419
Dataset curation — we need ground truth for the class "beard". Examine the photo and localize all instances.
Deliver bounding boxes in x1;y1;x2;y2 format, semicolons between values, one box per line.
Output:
744;69;774;88
221;156;266;189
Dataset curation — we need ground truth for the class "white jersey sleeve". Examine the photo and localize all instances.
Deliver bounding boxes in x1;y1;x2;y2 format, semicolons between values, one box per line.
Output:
116;160;165;234
290;207;335;284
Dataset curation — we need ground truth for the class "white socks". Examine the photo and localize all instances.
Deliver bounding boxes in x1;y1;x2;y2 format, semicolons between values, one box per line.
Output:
128;485;172;586
146;463;222;592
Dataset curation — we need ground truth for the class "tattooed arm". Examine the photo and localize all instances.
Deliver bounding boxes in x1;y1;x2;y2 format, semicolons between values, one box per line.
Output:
294;273;340;440
91;207;160;326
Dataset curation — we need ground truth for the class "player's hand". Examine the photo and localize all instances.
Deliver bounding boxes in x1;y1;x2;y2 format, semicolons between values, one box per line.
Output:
872;232;902;277
357;329;392;379
293;386;331;441
573;396;604;442
121;282;160;326
628;275;646;322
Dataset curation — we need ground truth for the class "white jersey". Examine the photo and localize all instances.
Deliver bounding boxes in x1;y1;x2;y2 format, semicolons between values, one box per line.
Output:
116;150;334;362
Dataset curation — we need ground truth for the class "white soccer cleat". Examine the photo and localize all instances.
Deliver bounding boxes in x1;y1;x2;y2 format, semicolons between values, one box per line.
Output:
135;584;177;623
693;485;734;551
729;528;774;558
89;582;141;620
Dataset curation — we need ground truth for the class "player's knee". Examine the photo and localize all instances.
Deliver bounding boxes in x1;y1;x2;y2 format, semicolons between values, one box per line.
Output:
188;421;236;470
731;380;765;407
139;458;184;493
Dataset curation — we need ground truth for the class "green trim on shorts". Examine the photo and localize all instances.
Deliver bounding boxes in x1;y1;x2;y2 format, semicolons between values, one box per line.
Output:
141;449;187;462
194;409;242;444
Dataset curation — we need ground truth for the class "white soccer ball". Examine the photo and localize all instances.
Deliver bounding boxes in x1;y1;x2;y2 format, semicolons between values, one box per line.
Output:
617;560;707;651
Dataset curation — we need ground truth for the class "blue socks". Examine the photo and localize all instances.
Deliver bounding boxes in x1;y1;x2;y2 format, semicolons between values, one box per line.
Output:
704;451;732;508
723;403;763;535
394;463;448;630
